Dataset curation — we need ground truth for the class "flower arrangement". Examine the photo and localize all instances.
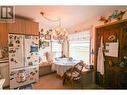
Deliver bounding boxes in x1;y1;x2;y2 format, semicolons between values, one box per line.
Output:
0;47;8;58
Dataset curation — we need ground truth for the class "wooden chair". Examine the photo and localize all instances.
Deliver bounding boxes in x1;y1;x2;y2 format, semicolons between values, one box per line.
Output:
63;61;84;87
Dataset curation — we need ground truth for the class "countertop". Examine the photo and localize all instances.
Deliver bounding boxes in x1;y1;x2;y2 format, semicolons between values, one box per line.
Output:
0;79;5;89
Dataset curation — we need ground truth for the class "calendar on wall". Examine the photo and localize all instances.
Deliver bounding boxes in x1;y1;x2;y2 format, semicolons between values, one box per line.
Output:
105;41;119;57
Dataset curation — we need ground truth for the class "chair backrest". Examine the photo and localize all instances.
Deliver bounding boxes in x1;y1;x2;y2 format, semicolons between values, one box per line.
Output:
74;61;84;73
45;52;53;63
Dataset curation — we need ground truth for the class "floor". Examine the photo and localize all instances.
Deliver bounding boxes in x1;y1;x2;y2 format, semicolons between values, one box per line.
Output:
3;71;102;89
32;73;68;89
33;72;102;89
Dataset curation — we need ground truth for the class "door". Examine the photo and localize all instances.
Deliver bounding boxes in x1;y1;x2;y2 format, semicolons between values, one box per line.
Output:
24;35;39;67
9;34;24;69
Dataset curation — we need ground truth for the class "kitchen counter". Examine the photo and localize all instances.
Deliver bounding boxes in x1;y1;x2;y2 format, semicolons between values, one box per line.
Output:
0;58;9;87
0;79;5;89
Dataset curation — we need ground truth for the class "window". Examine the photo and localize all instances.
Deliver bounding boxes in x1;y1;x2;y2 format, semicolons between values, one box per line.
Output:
69;31;90;64
52;40;62;58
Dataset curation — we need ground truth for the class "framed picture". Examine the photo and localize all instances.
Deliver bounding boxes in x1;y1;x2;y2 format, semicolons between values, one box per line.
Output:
53;35;58;40
45;33;51;40
39;40;50;49
40;33;44;38
40;32;45;40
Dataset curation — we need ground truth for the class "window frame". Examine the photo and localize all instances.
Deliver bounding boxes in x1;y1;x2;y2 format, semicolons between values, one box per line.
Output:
51;40;62;58
68;30;91;64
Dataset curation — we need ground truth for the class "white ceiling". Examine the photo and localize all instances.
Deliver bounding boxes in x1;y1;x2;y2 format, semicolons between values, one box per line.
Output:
15;6;127;30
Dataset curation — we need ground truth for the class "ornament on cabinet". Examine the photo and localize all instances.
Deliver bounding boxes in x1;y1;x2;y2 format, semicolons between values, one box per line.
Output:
99;10;126;24
99;16;111;24
108;34;116;42
108;10;126;21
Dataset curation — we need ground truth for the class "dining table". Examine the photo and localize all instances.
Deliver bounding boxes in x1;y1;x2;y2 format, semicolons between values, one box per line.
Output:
51;58;80;77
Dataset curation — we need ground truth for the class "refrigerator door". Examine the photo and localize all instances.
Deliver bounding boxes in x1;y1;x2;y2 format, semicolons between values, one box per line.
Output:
24;35;39;67
10;66;39;89
9;34;24;69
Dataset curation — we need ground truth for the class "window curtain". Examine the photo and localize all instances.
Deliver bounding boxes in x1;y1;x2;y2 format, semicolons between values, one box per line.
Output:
69;31;90;64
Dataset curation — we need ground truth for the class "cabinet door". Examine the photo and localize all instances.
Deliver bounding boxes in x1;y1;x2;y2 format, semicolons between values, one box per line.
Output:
0;23;8;48
24;20;39;35
23;20;31;35
31;21;39;35
7;18;23;34
120;24;127;60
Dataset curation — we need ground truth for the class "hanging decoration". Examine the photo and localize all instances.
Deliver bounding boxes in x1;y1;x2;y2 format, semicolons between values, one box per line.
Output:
40;12;68;43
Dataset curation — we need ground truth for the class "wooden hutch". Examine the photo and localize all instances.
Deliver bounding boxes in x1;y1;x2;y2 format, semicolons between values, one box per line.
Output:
94;19;127;89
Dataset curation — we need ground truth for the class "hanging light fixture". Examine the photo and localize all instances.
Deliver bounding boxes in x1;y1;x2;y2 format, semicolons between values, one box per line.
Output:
40;12;68;42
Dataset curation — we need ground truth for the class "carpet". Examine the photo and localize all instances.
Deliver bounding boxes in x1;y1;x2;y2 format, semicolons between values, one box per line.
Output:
14;84;32;89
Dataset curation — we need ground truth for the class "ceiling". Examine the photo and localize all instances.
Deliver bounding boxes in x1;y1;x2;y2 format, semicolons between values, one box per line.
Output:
15;6;127;30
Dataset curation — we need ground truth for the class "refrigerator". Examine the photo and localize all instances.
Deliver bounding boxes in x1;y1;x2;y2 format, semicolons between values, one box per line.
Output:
8;33;39;89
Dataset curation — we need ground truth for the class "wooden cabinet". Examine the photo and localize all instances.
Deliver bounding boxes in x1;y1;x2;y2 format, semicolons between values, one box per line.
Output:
0;17;39;48
108;66;127;88
7;18;22;34
0;23;8;48
94;19;127;88
7;18;39;35
24;20;39;35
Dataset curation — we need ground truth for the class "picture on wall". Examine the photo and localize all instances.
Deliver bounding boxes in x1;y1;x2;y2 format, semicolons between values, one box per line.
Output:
45;32;51;40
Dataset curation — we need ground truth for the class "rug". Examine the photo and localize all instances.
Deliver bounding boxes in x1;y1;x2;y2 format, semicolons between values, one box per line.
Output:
15;84;33;89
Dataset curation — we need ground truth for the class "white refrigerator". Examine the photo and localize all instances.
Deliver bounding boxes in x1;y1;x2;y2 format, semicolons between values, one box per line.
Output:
8;34;39;89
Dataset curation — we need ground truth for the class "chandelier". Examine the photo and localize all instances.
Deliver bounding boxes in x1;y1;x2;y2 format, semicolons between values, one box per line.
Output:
40;12;68;42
